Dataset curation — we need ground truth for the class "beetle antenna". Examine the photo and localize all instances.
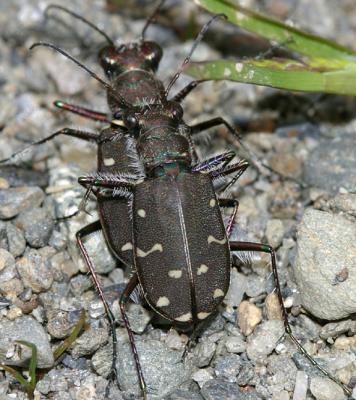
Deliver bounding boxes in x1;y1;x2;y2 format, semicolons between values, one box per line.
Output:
141;0;166;40
45;4;115;46
165;13;226;97
30;42;130;107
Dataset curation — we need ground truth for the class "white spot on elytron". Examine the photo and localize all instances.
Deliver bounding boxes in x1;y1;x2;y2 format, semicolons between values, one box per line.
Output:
103;157;115;166
136;243;163;257
168;270;182;279
197;264;208;275
175;312;192;322
235;63;244;73
224;68;231;77
197;312;211;320
208;235;227;245
156;296;170;307
209;199;216;207
213;289;225;299
137;209;146;218
121;242;133;251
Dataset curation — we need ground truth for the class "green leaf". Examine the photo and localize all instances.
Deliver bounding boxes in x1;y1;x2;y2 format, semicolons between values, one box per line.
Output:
193;0;356;61
53;310;86;360
187;59;356;95
0;364;30;388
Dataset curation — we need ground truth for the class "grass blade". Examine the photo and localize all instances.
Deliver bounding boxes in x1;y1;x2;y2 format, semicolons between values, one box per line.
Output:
193;0;356;61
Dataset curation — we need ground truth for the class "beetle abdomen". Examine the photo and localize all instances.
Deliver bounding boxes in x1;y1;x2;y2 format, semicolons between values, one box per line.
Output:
132;173;231;324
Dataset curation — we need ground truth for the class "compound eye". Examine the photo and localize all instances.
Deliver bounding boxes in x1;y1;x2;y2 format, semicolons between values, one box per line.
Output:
124;113;138;129
141;41;163;70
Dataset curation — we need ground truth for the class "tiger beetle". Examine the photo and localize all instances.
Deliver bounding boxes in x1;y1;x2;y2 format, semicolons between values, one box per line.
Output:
0;2;351;398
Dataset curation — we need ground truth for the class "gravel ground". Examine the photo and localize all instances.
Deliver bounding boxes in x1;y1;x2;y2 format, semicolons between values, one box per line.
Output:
0;1;355;399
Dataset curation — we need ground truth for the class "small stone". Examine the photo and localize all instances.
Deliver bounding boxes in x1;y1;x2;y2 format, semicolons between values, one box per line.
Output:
116;339;191;398
201;379;242;400
166;389;204;400
265;219;284;248
6;223;26;257
215;354;241;382
225;335;246;354
192;340;216;367
0;248;15;272
15;208;54;248
270;153;302;179
293;371;308;400
246;320;284;362
70;274;93;296
294;209;356;320
320;320;356;339
0;187;44;219
310;377;346;400
272;391;289;400
265;292;283;320
47;309;82;339
6;306;23;320
238;301;262;336
0;315;54;368
329;193;356;216
246;275;266;298
165;329;187;351
191;368;213;388
71;327;109;358
224;268;247;308
304;135;356;193
118;303;152;334
16;248;54;293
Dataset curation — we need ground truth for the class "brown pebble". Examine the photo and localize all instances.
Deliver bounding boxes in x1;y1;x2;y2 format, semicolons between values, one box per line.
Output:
265;292;283;320
238;300;262;336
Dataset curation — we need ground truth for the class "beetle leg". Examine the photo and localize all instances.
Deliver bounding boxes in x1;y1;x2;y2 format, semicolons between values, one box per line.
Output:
0;127;99;164
76;221;120;387
218;198;239;237
192;150;236;172
210;159;249;193
229;241;352;396
54;100;109;122
119;273;147;399
171;80;206;103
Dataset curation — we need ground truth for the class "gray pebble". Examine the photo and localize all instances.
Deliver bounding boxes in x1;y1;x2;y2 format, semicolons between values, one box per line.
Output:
0;186;44;219
320;320;356;340
293;371;308;400
224;268;247;308
310;377;346;400
246;320;284;362
116;339;191;399
6;222;26;257
236;362;255;386
294;209;356;320
303;135;356;193
201;379;242;400
0;315;54;368
16;248;54;293
118;303;152;334
15;207;54;248
47;309;82;339
265;219;284;248
214;354;241;382
70;274;93;296
0;220;8;250
0;166;49;188
224;335;246;354
71;327;109;358
329;193;356;217
192;341;216;368
166;389;204;400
